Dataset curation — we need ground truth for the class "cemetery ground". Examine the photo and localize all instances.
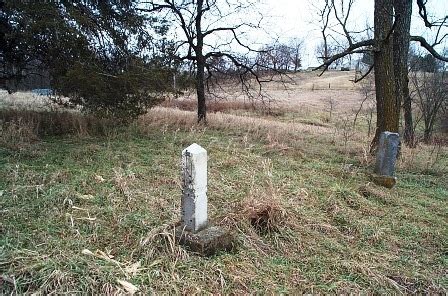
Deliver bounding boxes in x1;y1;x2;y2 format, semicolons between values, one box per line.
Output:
1;72;448;294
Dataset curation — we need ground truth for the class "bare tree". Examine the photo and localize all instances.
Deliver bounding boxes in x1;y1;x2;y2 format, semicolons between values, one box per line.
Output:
289;38;304;72
315;41;341;68
256;44;281;72
313;0;333;63
324;96;338;122
275;44;293;71
314;0;448;149
356;73;376;138
140;0;270;123
410;69;447;143
257;41;303;72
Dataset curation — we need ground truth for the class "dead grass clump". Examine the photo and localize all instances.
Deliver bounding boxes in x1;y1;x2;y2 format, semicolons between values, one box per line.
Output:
242;197;287;234
140;224;189;261
0;117;38;150
0;109;114;140
113;168;135;201
398;143;448;175
386;275;443;294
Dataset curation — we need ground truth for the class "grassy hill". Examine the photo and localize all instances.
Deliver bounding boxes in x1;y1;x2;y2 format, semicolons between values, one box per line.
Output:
1;104;447;294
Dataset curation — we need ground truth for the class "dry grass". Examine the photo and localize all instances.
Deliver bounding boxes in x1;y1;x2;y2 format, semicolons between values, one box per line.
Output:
167;71;366;115
141;106;332;141
1;111;447;294
290;70;360;90
0;90;54;109
240;185;288;234
1;73;447;294
162;98;271;113
398;142;447;174
0;109;116;150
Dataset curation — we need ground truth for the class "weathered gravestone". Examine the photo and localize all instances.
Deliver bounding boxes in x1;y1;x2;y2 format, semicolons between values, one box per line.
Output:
175;143;234;256
373;131;400;188
181;143;208;232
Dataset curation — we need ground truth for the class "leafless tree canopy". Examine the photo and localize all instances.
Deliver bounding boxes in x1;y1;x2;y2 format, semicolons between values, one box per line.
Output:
314;0;447;73
312;0;447;148
256;39;303;73
410;69;448;143
139;0;277;122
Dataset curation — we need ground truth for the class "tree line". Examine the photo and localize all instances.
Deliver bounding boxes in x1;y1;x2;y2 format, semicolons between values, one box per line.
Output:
1;0;447;143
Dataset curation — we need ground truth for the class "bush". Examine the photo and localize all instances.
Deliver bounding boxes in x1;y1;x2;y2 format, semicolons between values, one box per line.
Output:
53;59;171;122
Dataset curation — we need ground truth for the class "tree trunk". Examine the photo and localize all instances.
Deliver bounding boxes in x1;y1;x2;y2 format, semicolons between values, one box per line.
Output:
322;32;329;61
195;0;206;123
294;49;299;72
423;127;432;143
196;58;206;123
372;0;397;151
393;0;414;147
403;92;414;145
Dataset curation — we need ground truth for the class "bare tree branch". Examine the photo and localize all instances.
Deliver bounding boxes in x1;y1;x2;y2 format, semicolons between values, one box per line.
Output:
411;35;448;62
352;63;374;83
140;0;273;122
331;0;355;46
315;39;375;74
416;0;432;28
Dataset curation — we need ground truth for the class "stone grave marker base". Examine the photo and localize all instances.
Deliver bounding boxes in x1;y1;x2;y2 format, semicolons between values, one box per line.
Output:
175;225;235;256
372;174;397;189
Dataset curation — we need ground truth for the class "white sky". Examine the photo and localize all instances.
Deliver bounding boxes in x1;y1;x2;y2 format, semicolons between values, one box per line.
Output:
256;0;448;67
161;0;447;68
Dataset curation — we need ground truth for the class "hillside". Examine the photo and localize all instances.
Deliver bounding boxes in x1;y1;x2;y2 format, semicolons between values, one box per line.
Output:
1;89;447;293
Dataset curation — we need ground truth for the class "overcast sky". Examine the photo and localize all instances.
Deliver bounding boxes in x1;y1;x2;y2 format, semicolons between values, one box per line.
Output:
162;0;448;68
257;0;448;67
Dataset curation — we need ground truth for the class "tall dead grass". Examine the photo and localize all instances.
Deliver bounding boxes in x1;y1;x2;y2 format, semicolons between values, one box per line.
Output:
0;109;114;150
139;107;331;142
161;98;285;116
2;105;445;176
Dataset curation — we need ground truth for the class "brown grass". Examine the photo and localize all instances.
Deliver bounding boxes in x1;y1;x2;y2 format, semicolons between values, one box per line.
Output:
0;109;115;151
162;98;255;112
0;109;115;136
140;106;332;140
1;102;447;294
242;193;287;234
166;71;365;115
161;97;287;116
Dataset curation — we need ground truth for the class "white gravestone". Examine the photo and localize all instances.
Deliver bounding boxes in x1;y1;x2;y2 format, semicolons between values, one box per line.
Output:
181;143;208;233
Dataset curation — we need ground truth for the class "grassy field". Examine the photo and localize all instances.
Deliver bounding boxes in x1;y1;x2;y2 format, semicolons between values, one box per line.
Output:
1;72;447;294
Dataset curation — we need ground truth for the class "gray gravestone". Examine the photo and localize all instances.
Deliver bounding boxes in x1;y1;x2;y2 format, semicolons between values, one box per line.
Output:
375;131;400;176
